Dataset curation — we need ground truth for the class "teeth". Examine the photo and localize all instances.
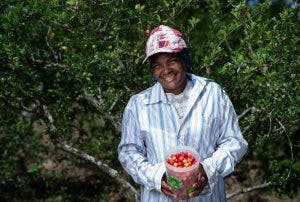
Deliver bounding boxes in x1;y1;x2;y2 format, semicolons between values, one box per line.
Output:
163;73;175;81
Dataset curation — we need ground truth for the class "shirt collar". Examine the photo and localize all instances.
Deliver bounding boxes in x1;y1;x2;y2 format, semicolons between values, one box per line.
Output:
146;82;168;104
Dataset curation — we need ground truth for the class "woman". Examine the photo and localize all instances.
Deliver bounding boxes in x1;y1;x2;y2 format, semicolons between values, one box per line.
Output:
118;25;248;201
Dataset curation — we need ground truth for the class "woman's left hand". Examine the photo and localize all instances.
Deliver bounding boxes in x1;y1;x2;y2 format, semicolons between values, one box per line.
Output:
185;163;208;199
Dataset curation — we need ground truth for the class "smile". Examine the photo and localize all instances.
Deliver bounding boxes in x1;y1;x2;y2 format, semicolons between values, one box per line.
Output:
162;73;176;82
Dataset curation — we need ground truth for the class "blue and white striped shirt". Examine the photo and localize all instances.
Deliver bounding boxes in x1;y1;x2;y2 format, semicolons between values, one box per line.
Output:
118;74;248;202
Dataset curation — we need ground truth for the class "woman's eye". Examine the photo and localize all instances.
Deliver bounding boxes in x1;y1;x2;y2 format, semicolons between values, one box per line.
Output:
169;59;177;64
152;64;159;69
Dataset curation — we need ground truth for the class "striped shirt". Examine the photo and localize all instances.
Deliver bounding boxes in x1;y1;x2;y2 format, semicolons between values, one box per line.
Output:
118;74;248;202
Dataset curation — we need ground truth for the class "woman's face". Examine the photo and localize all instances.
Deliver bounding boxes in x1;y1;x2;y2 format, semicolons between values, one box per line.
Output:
150;52;187;95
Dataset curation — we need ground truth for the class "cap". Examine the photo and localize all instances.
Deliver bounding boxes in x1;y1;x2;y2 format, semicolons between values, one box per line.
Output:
143;25;187;63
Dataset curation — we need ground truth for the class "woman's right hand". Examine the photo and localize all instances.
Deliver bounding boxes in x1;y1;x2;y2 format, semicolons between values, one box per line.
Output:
161;173;178;199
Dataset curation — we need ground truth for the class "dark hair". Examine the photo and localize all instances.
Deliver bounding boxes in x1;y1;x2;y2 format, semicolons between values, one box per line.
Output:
179;48;193;74
148;48;193;82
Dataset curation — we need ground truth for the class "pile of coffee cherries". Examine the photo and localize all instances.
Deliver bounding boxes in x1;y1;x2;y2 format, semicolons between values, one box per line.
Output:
166;151;196;168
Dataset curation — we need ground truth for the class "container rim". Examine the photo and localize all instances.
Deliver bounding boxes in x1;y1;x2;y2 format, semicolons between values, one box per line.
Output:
164;146;200;172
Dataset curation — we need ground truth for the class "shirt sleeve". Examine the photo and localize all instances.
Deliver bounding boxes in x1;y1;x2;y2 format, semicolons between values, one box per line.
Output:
200;88;248;195
118;103;166;192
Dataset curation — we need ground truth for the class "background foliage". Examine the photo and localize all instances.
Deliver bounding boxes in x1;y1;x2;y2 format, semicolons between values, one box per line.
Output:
0;0;299;201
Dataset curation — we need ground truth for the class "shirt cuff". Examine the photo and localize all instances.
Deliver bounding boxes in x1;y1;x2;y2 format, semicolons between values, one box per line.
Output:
153;162;166;192
199;161;216;195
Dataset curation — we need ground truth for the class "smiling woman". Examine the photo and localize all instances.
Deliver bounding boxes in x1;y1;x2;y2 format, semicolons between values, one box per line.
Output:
118;24;248;201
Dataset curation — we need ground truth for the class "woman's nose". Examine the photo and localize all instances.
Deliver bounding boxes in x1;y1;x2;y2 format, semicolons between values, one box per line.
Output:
161;63;171;73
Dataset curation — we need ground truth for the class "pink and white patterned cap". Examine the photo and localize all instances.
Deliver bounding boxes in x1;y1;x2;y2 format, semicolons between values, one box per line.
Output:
143;25;187;63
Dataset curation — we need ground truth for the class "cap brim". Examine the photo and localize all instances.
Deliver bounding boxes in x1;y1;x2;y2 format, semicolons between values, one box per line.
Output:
142;48;182;64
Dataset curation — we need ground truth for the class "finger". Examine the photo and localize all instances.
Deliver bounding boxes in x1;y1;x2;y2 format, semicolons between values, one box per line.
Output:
198;164;208;184
161;180;173;192
196;182;207;191
192;182;198;188
193;180;206;190
188;188;201;198
161;188;177;199
191;182;206;194
198;172;206;182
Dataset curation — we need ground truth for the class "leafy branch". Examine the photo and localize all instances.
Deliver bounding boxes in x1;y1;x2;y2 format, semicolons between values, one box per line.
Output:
41;104;139;201
227;110;296;199
227;181;273;199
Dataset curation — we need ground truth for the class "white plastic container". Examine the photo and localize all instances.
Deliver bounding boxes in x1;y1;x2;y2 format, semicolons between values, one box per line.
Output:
164;146;200;199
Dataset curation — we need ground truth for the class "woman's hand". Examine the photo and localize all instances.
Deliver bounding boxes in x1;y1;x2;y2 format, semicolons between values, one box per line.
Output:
186;163;208;198
161;173;178;199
